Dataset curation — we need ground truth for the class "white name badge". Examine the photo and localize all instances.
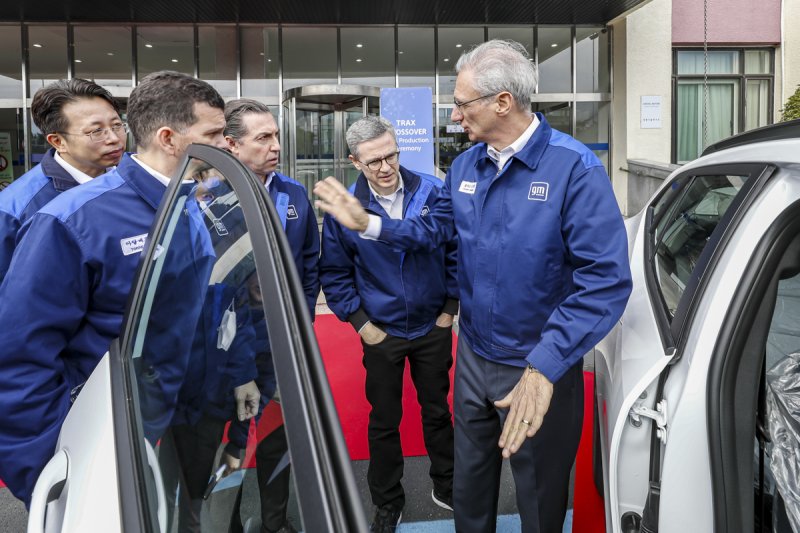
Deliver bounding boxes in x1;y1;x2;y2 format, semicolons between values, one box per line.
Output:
121;233;148;256
458;181;477;194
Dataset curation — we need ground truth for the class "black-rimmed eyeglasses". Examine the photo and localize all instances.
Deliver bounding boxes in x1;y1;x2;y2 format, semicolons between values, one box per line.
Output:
60;123;129;143
358;150;400;171
453;93;498;110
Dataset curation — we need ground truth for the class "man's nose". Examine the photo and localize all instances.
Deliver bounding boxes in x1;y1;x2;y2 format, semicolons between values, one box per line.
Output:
451;106;462;122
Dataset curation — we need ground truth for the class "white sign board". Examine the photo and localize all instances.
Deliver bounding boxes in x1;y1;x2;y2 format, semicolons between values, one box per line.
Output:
641;96;662;129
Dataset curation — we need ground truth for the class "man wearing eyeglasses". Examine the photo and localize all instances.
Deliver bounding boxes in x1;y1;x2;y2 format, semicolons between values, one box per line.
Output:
315;40;632;532
0;78;125;282
320;116;458;532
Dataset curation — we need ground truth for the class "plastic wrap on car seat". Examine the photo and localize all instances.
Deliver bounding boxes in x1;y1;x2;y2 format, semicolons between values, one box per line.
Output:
766;352;800;531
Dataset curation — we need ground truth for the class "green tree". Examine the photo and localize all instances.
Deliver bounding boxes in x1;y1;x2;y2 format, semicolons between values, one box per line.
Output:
781;84;800;122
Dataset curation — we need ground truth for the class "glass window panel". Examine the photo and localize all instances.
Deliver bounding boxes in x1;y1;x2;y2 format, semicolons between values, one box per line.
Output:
283;27;337;90
29;26;68;92
537;27;572;93
576;27;609;93
398;27;434;89
241;26;279;97
437;27;484;100
575;101;610;170
127;160;308;533
535;101;571;135
488;27;534;56
137;26;194;78
0;25;22;99
73;26;132;88
437;105;473;176
0;108;25;181
676;79;739;162
745;50;772;74
652;173;748;315
746;79;770;131
199;26;237;97
341;27;395;87
676;50;739;75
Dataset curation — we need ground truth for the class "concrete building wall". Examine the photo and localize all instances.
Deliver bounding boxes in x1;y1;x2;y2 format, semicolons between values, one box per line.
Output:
611;0;673;215
672;0;781;44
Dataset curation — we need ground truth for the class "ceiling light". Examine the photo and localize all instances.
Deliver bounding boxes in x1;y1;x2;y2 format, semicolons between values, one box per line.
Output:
356;58;362;62
356;43;363;48
456;43;462;48
443;58;450;62
259;52;264;56
145;43;153;48
33;43;42;48
551;43;558;48
267;59;272;62
74;59;82;63
171;58;178;63
398;51;404;55
107;52;114;56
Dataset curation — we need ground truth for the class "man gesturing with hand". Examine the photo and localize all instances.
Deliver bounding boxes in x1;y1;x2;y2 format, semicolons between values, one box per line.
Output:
316;40;632;533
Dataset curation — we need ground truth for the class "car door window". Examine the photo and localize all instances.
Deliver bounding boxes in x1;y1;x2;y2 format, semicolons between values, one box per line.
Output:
650;173;748;316
110;147;366;533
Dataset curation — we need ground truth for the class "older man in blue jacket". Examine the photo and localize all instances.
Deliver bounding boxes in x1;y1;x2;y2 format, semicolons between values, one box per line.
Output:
0;78;125;282
315;41;632;533
321;116;459;533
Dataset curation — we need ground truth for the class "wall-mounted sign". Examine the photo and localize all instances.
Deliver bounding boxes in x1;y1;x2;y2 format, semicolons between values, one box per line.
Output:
0;132;14;187
380;87;434;176
641;96;662;129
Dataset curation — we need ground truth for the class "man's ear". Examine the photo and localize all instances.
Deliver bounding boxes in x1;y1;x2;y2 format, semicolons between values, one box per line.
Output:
225;135;239;155
348;154;360;170
153;126;178;155
45;133;67;153
495;91;514;117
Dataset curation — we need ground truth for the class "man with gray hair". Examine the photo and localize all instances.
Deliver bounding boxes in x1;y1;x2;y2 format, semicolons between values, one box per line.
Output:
314;40;632;532
320;115;458;532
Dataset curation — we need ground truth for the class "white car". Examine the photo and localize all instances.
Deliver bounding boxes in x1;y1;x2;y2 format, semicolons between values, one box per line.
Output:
595;120;800;533
28;145;368;533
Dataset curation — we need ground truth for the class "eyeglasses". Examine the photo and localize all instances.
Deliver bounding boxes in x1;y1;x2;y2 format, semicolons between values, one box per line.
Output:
60;123;129;143
358;150;400;171
453;93;498;110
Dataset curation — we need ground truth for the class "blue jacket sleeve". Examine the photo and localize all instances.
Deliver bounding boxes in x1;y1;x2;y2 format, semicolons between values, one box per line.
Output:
0;209;21;283
319;213;369;331
379;172;456;253
526;164;633;382
300;196;320;319
0;215;89;505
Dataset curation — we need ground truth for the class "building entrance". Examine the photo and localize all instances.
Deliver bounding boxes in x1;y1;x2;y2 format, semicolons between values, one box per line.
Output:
282;84;380;211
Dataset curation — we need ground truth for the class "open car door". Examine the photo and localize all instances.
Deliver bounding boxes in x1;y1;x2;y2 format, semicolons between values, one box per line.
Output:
28;144;367;533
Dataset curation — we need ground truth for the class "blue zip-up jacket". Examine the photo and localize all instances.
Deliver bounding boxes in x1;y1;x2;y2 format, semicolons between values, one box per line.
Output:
0;149;81;282
320;166;459;340
0;153;170;505
225;172;320;454
378;115;632;382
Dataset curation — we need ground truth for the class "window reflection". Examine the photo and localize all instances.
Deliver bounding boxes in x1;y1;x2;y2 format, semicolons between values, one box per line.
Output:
29;26;68;92
241;26;279;97
576;27;609;93
437;27;484;100
283;27;337;90
137;27;194;78
73;26;132;89
398;28;434;89
199;26;237;97
341;28;395;87
0;25;22;99
538;27;571;93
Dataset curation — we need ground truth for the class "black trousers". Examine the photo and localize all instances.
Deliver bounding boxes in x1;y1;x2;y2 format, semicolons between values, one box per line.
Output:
452;337;583;533
362;324;455;509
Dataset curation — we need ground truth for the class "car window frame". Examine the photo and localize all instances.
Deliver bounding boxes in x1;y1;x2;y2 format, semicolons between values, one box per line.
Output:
108;144;366;532
644;162;776;354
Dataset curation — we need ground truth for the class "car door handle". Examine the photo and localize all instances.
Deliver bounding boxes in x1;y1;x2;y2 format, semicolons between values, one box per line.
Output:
28;449;68;533
144;438;167;533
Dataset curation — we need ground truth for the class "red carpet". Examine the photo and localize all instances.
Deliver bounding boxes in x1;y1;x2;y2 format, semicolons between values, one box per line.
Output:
314;314;456;460
572;371;606;532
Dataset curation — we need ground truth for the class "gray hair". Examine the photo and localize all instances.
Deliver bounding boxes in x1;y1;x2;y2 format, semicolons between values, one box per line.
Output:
224;98;274;140
455;39;537;110
345;116;396;159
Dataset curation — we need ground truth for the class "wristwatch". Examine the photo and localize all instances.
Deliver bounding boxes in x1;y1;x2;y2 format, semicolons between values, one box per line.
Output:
526;363;540;375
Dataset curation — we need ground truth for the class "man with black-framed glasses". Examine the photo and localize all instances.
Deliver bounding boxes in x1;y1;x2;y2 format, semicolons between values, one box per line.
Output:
320;116;458;533
0;78;125;282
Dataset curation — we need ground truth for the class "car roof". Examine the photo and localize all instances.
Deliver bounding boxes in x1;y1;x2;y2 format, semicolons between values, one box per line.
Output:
702;119;800;156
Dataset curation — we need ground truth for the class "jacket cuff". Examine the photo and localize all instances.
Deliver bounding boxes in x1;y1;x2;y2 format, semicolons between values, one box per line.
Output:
442;298;460;316
224;442;243;459
347;308;370;332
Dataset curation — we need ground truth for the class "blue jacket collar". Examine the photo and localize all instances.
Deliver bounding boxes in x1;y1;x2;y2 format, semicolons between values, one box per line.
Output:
475;112;552;172
39;148;81;192
117;153;167;210
353;165;421;214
